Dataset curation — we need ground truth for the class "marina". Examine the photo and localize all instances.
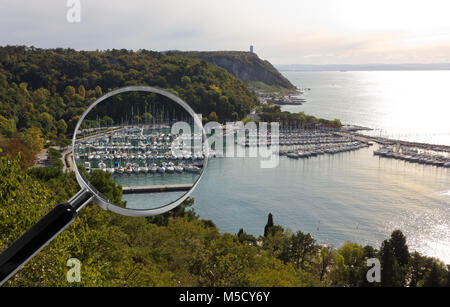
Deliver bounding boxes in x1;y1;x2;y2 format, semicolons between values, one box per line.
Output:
188;70;450;264
74;125;207;177
73;120;208;200
373;144;450;168
276;130;370;159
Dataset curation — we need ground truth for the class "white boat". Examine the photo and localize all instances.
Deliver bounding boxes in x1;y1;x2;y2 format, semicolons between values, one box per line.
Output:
157;163;166;173
166;162;175;173
184;165;200;173
140;165;149;173
98;161;107;171
126;163;133;174
150;164;158;173
84;161;91;173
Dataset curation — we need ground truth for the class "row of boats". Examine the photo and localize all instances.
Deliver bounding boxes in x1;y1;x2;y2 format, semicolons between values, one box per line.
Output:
373;146;450;167
77;150;207;161
86;161;202;174
239;130;360;147
76;127;210;176
280;141;367;159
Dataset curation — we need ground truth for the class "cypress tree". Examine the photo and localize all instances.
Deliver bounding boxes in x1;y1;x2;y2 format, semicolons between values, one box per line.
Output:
264;213;274;237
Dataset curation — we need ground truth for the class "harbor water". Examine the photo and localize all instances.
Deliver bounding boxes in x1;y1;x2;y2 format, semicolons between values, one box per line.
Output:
280;70;450;146
121;71;450;263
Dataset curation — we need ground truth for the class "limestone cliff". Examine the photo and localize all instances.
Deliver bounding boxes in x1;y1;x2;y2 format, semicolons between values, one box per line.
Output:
168;51;296;91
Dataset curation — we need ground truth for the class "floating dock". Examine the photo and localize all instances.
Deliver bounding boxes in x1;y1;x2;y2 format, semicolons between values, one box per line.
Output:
122;184;193;194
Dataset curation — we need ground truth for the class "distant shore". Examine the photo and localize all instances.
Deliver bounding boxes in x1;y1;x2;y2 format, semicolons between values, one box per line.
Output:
276;63;450;72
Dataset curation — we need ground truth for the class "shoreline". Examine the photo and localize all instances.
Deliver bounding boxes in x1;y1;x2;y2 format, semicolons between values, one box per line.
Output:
352;132;450;153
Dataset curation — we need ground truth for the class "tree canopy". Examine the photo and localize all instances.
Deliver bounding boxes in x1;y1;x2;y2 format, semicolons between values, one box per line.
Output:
0;46;259;141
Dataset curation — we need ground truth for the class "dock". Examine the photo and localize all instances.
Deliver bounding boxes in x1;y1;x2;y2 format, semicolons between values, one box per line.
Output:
122;184;193;194
353;133;450;153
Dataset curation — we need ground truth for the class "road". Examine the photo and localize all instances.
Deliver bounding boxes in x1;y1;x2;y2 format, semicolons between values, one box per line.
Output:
62;146;74;173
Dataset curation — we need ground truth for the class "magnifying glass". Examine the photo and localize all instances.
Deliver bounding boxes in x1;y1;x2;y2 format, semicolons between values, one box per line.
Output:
0;86;208;285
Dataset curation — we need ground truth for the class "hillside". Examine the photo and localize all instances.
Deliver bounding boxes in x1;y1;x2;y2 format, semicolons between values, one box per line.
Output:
168;51;296;91
0;46;258;141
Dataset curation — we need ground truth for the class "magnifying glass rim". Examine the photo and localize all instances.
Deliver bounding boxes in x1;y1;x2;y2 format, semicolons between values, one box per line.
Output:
72;85;209;217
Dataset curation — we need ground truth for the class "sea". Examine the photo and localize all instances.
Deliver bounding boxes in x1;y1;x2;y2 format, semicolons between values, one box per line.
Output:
120;71;450;263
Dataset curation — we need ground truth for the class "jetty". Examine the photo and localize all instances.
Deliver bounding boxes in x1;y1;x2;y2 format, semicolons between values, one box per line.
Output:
351;133;450;153
122;184;193;194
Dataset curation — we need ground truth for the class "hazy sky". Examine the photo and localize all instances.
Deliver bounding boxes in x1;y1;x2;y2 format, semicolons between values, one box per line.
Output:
2;0;450;64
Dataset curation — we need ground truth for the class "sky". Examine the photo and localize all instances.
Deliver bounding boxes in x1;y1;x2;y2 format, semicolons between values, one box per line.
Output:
1;0;450;65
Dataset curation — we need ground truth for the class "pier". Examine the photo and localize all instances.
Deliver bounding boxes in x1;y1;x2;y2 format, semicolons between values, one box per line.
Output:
122;184;193;194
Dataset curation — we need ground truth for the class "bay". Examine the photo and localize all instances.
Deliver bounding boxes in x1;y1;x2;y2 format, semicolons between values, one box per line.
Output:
122;71;450;263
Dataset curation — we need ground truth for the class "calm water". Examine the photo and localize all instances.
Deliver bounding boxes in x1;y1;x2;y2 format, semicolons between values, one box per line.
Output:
122;71;450;263
114;173;198;209
281;71;450;146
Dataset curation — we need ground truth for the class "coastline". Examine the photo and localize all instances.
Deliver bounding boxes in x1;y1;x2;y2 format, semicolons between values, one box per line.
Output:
338;126;450;153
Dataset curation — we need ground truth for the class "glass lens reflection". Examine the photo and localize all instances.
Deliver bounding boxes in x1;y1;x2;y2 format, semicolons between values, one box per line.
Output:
73;91;204;210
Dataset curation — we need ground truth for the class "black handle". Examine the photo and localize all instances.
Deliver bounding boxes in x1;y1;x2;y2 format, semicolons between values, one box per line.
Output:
0;203;77;285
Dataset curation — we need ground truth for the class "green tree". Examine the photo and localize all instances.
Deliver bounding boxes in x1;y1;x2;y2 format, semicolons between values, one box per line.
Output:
181;75;191;85
408;251;429;287
77;85;86;98
56;119;68;135
380;240;403;287
389;230;409;266
285;231;319;270
20;127;44;155
64;85;76;98
208;111;219;122
237;228;257;246
0;115;16;138
313;246;338;283
85;169;125;207
94;85;103;97
423;262;443;287
101;115;114;126
336;243;367;286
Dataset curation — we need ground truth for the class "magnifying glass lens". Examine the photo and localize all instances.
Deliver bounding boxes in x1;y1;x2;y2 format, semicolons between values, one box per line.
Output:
73;89;206;214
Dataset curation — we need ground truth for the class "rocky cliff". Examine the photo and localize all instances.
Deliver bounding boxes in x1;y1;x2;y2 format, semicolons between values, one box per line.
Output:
168;51;296;91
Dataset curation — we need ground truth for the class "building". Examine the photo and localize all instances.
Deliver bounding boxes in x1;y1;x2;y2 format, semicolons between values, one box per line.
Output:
250;45;254;53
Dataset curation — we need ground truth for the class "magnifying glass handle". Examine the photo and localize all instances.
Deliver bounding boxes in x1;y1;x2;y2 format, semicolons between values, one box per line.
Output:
0;203;76;285
0;189;92;286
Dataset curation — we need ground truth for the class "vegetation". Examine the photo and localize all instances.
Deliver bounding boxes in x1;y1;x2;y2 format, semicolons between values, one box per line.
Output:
257;103;342;128
0;46;259;143
1;154;448;287
0;45;447;287
47;148;63;169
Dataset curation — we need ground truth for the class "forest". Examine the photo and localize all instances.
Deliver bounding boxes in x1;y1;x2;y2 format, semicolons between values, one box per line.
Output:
0;46;448;287
1;154;449;286
0;46;258;139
